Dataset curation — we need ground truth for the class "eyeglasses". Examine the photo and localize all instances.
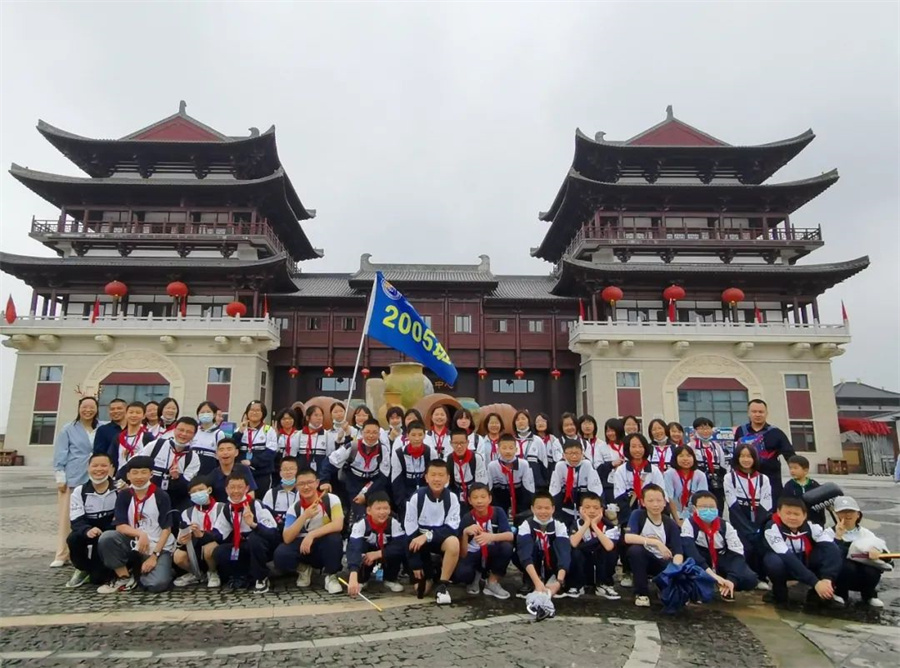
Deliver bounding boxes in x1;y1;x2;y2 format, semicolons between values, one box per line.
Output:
297;480;318;487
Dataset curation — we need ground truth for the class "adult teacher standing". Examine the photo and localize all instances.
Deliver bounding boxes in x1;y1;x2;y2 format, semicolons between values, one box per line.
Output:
51;396;99;567
734;399;795;503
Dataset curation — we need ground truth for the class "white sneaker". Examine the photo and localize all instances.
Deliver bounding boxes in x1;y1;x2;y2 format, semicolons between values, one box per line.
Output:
620;575;633;588
868;597;884;608
324;574;343;594
97;575;136;594
207;572;221;588
595;584;621;600
435;583;452;605
483;580;511;600
295;564;312;588
466;580;481;595
174;572;203;587
49;559;67;569
756;581;770;591
635;595;650;607
384;580;404;593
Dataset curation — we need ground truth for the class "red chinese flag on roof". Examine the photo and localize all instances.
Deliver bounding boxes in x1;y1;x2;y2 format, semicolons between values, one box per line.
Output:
578;299;585;322
90;298;100;324
754;303;763;324
4;295;16;324
841;300;849;324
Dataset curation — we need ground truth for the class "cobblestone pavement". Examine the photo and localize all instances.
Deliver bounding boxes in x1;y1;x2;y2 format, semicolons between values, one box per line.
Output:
1;468;897;667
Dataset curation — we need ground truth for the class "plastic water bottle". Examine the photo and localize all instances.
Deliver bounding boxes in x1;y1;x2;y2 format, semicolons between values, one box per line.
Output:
374;565;384;582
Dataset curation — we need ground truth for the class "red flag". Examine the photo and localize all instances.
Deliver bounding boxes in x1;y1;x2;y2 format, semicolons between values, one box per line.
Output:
4;295;17;324
754;303;763;324
667;299;676;322
90;298;100;324
263;294;269;317
841;300;849;324
578;299;585;321
180;295;187;318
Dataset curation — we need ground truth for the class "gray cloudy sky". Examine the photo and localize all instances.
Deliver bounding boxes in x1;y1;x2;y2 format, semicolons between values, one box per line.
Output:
1;1;898;430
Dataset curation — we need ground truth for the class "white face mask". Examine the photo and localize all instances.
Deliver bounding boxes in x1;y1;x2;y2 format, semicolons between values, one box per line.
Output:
90;475;109;485
131;481;151;491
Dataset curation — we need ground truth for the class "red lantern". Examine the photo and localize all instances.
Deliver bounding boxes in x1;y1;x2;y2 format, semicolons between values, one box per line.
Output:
288;366;299;378
166;281;189;299
477;368;488;380
360;367;370;379
225;301;247;318
550;369;561;380
601;286;624;306
662;285;686;302
104;280;127;299
324;366;334;377
514;369;525;380
722;287;745;306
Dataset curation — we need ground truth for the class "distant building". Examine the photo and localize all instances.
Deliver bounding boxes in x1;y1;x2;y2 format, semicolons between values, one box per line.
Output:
834;381;899;474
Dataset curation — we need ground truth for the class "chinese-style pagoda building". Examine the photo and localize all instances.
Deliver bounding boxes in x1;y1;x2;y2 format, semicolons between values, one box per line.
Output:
1;104;867;469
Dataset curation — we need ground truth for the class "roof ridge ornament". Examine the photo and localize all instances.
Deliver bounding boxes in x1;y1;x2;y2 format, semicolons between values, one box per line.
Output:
249;127;260;137
179;100;187;115
360;253;374;271
666;104;674;120
477;254;491;273
594;131;606;142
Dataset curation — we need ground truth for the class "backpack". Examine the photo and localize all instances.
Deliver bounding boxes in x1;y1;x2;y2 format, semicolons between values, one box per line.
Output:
397;447;432;480
291;494;333;521
347;442;384;476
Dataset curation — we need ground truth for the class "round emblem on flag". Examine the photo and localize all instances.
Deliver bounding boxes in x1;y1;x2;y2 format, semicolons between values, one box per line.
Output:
382;279;402;301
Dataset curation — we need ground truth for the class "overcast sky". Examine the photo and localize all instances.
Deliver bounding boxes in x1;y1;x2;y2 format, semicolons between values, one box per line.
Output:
1;2;898;430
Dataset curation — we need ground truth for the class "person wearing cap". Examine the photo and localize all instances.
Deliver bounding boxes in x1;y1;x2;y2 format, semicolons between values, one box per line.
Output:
832;496;889;608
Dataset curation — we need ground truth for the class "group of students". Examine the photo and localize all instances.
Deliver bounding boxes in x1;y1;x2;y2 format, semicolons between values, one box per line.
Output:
52;393;891;609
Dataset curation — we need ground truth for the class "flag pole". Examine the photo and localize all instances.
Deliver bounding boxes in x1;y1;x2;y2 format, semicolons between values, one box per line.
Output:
344;277;378;410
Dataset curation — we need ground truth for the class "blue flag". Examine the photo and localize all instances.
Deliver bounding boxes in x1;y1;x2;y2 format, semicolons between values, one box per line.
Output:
365;272;458;385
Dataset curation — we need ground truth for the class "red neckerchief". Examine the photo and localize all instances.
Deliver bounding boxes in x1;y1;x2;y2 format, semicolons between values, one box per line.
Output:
452;450;474;502
119;426;145;457
583;437;597;460
772;513;812;561
299;494;327;518
695;438;716;473
131;484;156;526
533;523;553;569
677;468;694;509
281;427;297;457
564;464;577;503
608;441;624;460
692;511;722;570
368;517;389;551
473;506;494;562
540;434;551;445
246;424;261;455
196;503;216;531
516;436;530;458
630;459;648;501
735;470;758;512
302;426;320;460
159;423;176;437
488;436;500;459
431;427;447;457
230;495;253;550
654;445;669;472
170;445;189;470
499;459;518;516
406;443;426;459
357;440;380;469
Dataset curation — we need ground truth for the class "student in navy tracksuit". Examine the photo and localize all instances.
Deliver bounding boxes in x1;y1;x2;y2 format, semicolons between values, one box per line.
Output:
623;484;683;607
724;444;773;581
516;491;571;599
293;405;336;474
390;421;437;514
734;399;795;503
681;490;759;599
486;434;535;521
455;483;514;599
235;401;279;497
65;453;118;587
137;417;201;508
346;491;407;597
445;428;489;508
548;439;603;529
568;491;620;600
319;419;391;526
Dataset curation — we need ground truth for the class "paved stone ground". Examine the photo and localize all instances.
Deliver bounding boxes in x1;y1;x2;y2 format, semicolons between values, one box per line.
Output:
0;467;897;667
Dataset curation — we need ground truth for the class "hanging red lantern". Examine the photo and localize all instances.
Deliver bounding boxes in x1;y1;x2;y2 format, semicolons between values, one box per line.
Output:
166;281;189;299
514;369;525;380
288;366;300;378
477;368;488;380
324;366;334;377
360;367;370;379
225;301;247;318
601;286;624;306
550;369;561;380
662;285;686;302
722;287;745;306
104;280;128;300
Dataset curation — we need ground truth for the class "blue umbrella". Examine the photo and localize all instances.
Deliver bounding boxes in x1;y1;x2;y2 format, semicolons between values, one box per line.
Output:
653;558;717;614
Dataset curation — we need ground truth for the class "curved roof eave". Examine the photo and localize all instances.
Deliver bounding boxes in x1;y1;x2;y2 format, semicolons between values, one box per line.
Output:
573;127;815;151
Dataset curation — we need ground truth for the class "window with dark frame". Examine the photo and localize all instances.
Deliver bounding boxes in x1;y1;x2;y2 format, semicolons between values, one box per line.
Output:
307;317;321;331
491;379;534;394
30;413;57;445
343;317;357;331
454;314;472;333
789;421;816;452
38;366;63;382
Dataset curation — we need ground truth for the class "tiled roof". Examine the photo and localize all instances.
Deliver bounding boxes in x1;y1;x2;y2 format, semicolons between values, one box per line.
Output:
834;381;900;400
290;274;359;299
489;276;571;301
349;253;498;287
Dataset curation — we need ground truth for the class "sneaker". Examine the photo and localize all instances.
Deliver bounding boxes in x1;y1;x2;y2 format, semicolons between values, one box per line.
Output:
384;580;404;593
595;584;621;600
466;580;481;596
635;595;650;607
65;570;90;588
756;580;770;591
868;597;885;608
295;564;312;588
49;559;67;569
207;572;221;589
324;574;343;595
435;582;452;605
516;582;534;599
174;572;204;587
620;575;633;588
97;575;135;594
229;576;248;591
483;580;511;600
565;587;584;599
831;594;846;606
254;578;270;594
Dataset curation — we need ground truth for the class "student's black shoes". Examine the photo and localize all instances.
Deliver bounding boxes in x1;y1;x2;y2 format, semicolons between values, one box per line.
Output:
516;582;534;599
254;578;270;595
229;577;248;591
435;582;452;605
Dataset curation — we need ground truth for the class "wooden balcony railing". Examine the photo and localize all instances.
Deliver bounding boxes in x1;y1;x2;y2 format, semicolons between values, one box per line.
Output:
30;218;287;256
